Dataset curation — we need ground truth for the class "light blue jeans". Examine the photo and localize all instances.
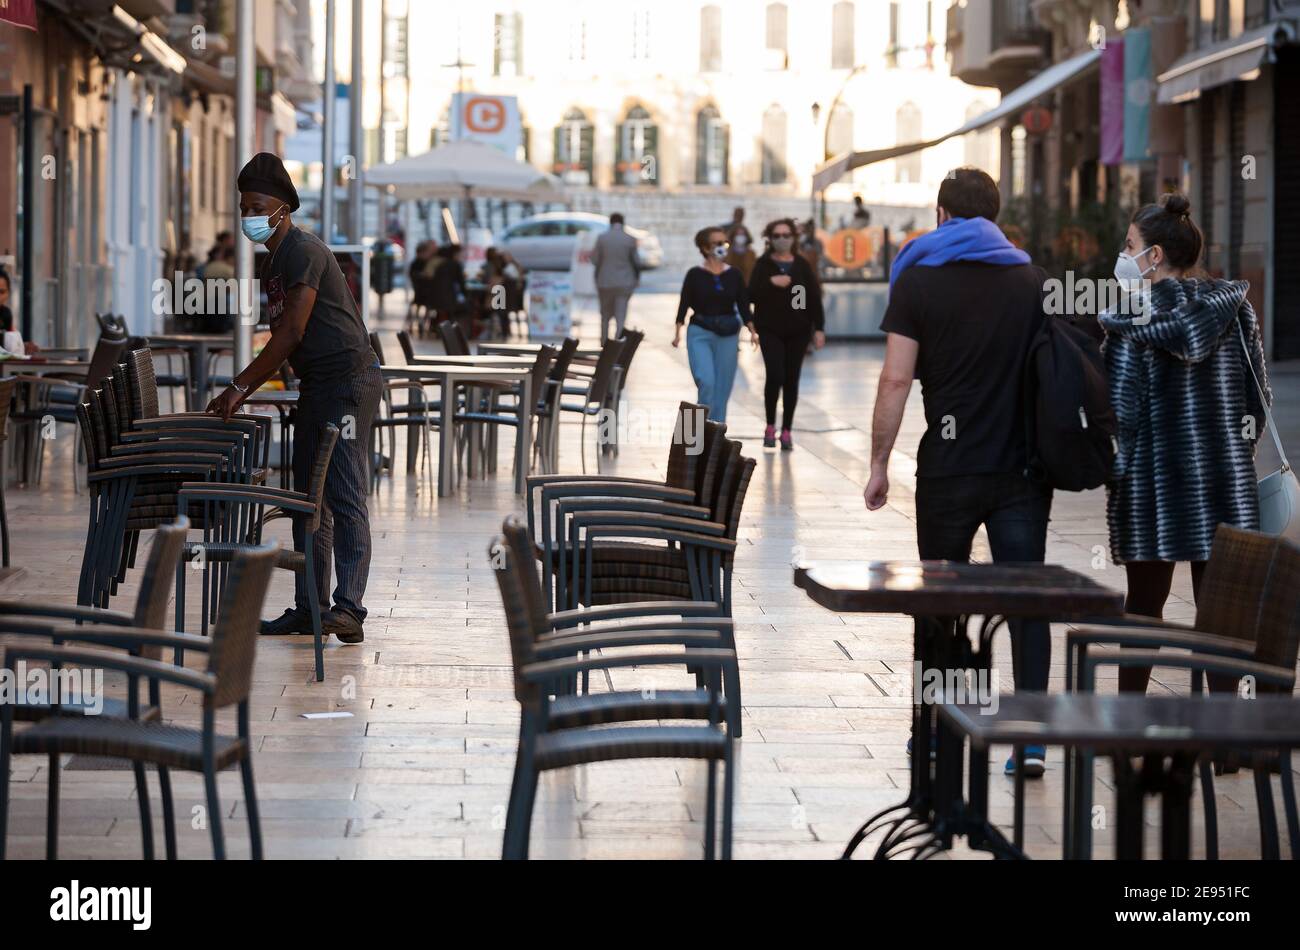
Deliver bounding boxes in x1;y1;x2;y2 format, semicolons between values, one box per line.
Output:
686;322;740;424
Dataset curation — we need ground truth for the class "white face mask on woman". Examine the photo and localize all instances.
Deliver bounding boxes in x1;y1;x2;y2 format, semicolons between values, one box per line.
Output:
1113;245;1156;290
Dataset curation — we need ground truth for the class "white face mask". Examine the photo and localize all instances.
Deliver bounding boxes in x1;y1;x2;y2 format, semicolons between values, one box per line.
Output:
1114;245;1156;289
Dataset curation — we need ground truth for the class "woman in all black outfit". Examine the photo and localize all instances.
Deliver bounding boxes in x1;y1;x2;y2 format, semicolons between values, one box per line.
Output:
748;218;825;449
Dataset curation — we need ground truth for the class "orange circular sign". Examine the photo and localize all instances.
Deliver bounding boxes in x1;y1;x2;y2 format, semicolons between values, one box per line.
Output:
464;97;506;133
823;228;874;269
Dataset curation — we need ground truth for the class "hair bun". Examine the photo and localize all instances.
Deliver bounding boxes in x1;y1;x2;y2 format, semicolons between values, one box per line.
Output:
1163;193;1192;218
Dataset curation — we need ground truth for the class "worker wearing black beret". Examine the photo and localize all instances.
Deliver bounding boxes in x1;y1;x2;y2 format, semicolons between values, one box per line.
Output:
209;151;381;644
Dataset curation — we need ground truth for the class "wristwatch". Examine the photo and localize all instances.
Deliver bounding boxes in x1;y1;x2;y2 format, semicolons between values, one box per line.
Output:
230;380;250;396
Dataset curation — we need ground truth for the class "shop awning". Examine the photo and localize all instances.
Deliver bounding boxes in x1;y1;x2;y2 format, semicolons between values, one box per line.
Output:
1156;20;1296;104
812;47;1102;193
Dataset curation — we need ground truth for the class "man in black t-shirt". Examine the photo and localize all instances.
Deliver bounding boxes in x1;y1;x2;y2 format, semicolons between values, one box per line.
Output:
864;168;1054;778
208;152;382;645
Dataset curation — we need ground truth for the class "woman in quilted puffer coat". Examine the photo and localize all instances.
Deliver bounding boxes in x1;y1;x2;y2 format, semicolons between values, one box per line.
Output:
1100;193;1271;693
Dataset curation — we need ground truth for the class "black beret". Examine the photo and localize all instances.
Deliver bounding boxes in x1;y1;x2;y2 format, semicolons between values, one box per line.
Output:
237;152;300;212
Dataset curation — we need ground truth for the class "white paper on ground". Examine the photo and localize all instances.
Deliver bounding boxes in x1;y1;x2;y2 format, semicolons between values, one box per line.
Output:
300;711;355;720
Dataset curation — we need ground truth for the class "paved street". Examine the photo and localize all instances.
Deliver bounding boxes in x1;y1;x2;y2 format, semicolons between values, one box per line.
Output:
1;290;1296;859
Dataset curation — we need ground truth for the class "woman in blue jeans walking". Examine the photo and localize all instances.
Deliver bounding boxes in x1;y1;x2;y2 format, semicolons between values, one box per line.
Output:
672;226;756;424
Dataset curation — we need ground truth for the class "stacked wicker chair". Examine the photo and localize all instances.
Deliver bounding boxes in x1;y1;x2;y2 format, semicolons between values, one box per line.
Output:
0;540;279;861
491;516;738;859
0;518;212;859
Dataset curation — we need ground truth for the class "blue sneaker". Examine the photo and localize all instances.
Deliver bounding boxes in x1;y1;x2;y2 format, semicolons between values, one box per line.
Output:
1004;746;1046;778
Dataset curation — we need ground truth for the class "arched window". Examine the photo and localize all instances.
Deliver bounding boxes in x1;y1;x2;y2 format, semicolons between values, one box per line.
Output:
765;3;788;68
832;1;855;69
963;101;996;173
895;101;922;183
826;103;853;160
616;104;658;187
700;5;722;72
761;104;787;184
695;104;728;185
553;108;594;185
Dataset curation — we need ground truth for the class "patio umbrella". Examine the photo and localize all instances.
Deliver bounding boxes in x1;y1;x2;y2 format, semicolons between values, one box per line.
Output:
364;140;563;202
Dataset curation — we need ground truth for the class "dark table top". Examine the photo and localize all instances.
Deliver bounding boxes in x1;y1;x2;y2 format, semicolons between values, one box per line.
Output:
242;390;300;405
940;693;1300;751
794;560;1124;620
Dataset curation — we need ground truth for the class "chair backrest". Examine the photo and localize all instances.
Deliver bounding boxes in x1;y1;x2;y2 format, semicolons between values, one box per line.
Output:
665;401;709;491
132;517;190;644
396;330;417;363
491;518;544;705
0;377;16;444
546;336;580;384
439;320;470;355
207;542;279;708
1195;525;1281;641
692;419;729;506
583;337;625;405
83;336;129;398
527;345;556;414
302;424;341;531
76;392;111;470
96;313;128;341
126;348;161;422
721;454;756;544
368;331;387;365
613;328;644;391
1253;536;1300;688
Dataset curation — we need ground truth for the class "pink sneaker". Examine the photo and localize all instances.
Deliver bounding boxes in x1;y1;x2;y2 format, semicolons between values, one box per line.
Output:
763;425;776;448
780;429;793;451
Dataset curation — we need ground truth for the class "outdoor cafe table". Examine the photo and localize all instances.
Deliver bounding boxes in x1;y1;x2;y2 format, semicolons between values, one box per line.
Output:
242;390;299;489
940;693;1300;860
477;342;603;359
146;333;234;409
793;559;1124;859
400;354;537;368
380;364;532;497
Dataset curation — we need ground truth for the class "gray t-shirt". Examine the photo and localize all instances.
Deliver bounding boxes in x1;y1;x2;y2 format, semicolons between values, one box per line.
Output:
262;227;373;386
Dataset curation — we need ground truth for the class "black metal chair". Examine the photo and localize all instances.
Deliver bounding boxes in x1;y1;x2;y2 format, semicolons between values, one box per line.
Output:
454;345;555;480
176;424;340;682
491;517;737;860
0;540;280;861
558;337;624;474
438;319;471;356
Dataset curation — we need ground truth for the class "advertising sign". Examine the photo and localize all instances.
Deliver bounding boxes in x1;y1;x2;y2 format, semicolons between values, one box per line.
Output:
527;270;574;341
451;93;522;157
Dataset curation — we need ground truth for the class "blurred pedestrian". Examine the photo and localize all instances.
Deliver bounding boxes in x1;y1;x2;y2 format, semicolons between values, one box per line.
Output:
1101;193;1272;694
749;218;825;450
591;212;642;342
851;195;872;228
673;226;753;424
797;218;823;273
724;207;757;282
480;247;511;339
430;243;469;336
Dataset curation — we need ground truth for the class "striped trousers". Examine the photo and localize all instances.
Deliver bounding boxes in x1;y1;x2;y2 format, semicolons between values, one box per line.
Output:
292;363;383;621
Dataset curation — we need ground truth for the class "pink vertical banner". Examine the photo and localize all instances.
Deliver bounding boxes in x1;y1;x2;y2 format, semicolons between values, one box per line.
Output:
1100;37;1126;166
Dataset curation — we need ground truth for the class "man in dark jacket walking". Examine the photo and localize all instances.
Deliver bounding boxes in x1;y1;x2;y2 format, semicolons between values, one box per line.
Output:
863;167;1054;777
591;213;642;342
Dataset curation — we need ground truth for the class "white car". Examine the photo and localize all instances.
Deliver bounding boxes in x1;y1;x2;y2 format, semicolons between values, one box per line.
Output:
495;212;663;272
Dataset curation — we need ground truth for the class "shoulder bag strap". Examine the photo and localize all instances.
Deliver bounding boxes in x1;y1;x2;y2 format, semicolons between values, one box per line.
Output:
1237;320;1289;469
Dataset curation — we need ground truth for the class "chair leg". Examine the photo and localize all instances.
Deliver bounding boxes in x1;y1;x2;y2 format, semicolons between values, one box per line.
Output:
0;732;8;861
1198;758;1219;860
0;453;10;568
157;766;177;860
133;761;155;860
203;761;226;860
305;534;324;683
1280;749;1299;859
240;753;264;860
721;746;735;860
503;756;538;860
704;759;717;861
46;753;59;861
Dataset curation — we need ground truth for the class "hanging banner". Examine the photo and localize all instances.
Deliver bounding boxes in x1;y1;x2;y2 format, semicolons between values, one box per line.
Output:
1100;38;1126;166
450;93;522;157
1123;27;1153;163
0;0;37;30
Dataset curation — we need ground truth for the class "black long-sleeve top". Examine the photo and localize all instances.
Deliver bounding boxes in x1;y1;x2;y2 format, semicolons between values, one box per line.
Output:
747;253;824;336
675;265;750;325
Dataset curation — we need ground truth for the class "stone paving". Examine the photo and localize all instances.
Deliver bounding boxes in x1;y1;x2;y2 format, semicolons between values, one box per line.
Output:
1;290;1296;859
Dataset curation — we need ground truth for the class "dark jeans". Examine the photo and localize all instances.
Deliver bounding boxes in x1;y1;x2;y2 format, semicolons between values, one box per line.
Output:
915;473;1054;692
758;331;809;430
292;363;383;622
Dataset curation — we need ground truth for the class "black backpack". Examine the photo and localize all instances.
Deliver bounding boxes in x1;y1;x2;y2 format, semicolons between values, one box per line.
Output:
1023;314;1117;491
